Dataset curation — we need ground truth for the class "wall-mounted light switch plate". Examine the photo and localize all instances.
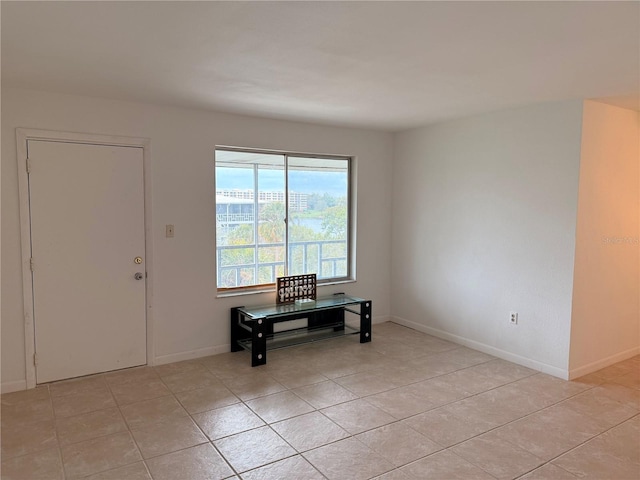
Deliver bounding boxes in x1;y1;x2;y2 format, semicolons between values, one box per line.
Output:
166;224;175;238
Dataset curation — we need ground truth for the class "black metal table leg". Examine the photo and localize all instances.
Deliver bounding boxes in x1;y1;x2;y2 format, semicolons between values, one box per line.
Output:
252;317;267;366
230;307;244;352
360;300;372;343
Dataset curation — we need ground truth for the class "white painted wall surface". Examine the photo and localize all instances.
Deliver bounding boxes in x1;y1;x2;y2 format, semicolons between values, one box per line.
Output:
1;87;393;391
391;101;584;377
569;101;640;378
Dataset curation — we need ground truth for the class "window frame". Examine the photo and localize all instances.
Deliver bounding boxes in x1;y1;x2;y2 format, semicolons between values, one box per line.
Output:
215;145;355;295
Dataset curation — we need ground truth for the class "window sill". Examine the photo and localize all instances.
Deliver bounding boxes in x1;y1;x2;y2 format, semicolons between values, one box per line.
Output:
216;277;356;299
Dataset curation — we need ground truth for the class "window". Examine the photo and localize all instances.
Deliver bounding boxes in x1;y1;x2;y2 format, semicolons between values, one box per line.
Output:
215;147;352;291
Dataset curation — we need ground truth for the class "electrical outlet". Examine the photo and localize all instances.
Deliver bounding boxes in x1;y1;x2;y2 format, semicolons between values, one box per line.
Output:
166;224;175;238
510;311;518;325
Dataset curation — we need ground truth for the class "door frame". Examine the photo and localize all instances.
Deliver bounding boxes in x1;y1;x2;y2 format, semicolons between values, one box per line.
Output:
16;128;154;389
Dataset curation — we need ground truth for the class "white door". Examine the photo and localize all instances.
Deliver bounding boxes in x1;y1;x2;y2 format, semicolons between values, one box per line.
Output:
28;140;147;383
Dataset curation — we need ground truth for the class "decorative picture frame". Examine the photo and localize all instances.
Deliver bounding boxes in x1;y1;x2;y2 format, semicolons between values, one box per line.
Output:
276;274;317;304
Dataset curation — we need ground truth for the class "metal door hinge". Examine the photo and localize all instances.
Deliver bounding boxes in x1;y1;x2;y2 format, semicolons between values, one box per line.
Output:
33;353;38;366
30;258;35;272
26;158;32;174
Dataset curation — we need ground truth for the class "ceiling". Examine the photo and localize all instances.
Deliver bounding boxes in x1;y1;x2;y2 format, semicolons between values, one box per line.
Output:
2;1;639;131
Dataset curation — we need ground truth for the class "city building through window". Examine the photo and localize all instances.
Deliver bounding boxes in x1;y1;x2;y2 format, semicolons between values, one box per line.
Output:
215;147;352;291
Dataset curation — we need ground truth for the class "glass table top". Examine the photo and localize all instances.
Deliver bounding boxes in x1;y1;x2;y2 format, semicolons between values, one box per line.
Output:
237;294;366;320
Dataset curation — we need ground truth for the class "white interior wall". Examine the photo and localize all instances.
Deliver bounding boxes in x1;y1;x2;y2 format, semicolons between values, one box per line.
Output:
1;87;394;392
569;101;640;378
390;100;585;378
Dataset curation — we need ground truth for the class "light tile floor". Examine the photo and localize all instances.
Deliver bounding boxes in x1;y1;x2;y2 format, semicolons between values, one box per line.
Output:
1;322;639;479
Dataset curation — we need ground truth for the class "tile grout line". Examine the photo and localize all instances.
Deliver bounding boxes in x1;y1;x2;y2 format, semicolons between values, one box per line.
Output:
4;328;637;480
511;411;640;480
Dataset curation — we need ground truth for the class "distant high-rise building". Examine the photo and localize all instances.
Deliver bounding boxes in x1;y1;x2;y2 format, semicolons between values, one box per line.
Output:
216;189;308;211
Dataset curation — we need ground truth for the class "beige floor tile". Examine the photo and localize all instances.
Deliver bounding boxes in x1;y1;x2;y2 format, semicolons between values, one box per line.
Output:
1;418;58;459
356;422;442;467
494;382;558;412
130;415;208;459
571;418;640;464
84;461;152;480
371;469;414;480
366;386;436;419
464;358;537;384
271;411;349;452
146;443;234;480
593;362;636;380
404;405;496;447
444;384;545;427
561;386;638;427
214;425;296;473
0;447;64;480
4;326;638;480
519;463;578;479
109;377;171;405
56;407;127;446
103;366;159;386
49;375;108;398
403;377;469;407
431;368;505;396
492;404;606;460
304;437;395;480
510;373;590;404
572;372;607;387
552;433;640;479
175;383;240;414
400;354;463;379
201;353;264;380
596;382;640;409
426;347;495;369
321;399;396;435
451;432;544;479
1;397;54;428
268;368;328;389
1;386;50;406
161;369;221;393
223;373;287;401
153;359;208;378
193;403;264;440
241;455;324;480
405;336;458;353
119;395;188;429
52;389;116;418
245;390;314;423
314;356;374;380
334;370;404;397
292;380;358;409
367;363;424;386
613;371;640;390
61;431;141;478
369;337;432;361
400;449;495;479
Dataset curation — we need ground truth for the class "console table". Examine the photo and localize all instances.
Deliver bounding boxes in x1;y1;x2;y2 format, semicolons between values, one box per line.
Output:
230;295;372;366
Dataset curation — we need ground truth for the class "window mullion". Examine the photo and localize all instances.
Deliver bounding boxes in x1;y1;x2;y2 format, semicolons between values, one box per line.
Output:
284;154;289;276
253;164;259;285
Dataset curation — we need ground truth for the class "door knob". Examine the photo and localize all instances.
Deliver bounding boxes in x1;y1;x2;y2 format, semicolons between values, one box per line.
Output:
134;272;144;280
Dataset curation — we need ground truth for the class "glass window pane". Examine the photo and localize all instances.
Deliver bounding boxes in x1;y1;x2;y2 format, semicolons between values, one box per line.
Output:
216;148;351;289
215;150;285;287
287;157;349;280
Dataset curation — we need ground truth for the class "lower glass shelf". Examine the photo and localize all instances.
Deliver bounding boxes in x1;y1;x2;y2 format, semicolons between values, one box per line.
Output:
237;322;360;352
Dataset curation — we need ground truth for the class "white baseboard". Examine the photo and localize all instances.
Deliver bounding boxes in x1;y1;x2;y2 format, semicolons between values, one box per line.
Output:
568;346;640;380
391;315;570;380
372;315;391;325
1;379;28;394
154;316;390;366
153;344;231;366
